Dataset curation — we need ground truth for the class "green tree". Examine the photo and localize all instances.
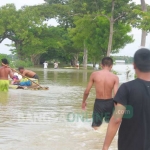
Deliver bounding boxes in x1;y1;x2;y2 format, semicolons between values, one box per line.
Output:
0;4;45;61
40;26;82;66
0;54;10;62
66;0;135;56
69;15;133;66
43;0;74;29
132;4;150;32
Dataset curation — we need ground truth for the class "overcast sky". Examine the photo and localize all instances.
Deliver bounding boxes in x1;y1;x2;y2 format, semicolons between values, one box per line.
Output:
0;0;150;56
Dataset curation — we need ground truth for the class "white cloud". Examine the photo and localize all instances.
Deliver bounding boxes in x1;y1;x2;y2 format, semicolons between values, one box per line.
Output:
0;0;45;9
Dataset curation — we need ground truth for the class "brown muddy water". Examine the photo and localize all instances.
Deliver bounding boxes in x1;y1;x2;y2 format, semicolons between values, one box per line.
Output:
0;65;134;150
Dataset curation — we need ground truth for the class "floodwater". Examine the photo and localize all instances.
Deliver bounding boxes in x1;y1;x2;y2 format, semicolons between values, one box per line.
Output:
0;65;134;150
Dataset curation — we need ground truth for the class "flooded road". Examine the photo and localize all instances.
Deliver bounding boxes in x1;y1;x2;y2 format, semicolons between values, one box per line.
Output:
0;65;134;150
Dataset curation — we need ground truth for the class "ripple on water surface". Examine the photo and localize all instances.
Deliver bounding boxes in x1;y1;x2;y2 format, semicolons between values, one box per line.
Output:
0;67;131;150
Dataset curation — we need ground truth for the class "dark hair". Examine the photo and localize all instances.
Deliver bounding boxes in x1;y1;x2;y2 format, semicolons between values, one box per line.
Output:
18;67;24;70
101;57;113;67
1;58;9;65
134;48;150;72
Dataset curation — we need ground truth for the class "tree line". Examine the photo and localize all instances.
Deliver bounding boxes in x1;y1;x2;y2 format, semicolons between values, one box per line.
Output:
112;56;133;64
0;0;149;68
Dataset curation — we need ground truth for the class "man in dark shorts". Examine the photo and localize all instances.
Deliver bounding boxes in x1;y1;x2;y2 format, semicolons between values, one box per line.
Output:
18;67;39;79
82;57;119;130
102;48;150;150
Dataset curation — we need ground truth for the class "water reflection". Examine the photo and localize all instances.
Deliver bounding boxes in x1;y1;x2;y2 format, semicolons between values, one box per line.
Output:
43;69;48;80
82;71;88;83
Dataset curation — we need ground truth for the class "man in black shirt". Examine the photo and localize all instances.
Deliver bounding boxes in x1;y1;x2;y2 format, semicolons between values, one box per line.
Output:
102;48;150;150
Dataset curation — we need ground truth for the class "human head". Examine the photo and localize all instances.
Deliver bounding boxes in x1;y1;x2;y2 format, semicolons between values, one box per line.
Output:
18;66;24;74
101;57;113;70
134;48;150;72
1;58;9;65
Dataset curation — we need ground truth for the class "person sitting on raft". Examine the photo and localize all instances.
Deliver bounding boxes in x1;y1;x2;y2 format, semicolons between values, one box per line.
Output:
0;58;14;92
11;75;32;87
11;75;20;85
18;67;39;80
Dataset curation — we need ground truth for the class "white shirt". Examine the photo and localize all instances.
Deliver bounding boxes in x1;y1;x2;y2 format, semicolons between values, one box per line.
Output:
14;72;22;80
43;62;48;69
54;63;58;69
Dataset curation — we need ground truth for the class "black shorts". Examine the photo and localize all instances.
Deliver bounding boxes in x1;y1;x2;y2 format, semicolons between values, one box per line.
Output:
92;99;114;127
32;74;39;79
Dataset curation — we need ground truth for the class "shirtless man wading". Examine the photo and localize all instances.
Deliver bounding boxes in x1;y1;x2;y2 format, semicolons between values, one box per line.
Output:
82;57;119;130
0;58;14;92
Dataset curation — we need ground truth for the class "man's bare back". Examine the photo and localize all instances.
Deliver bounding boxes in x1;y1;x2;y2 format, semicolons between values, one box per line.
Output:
0;66;13;80
18;67;39;79
92;70;118;99
82;68;119;109
82;57;119;129
22;70;36;78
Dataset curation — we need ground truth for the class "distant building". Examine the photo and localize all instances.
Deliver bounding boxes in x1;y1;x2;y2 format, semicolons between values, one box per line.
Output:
115;60;125;64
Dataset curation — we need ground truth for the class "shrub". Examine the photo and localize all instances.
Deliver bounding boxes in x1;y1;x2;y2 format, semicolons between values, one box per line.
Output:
13;60;33;68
